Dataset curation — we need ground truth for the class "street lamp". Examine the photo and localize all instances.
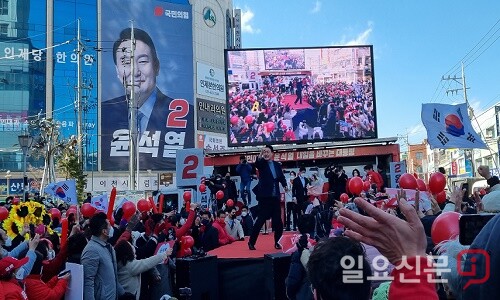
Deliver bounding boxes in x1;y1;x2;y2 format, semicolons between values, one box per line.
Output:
18;134;33;201
5;170;11;197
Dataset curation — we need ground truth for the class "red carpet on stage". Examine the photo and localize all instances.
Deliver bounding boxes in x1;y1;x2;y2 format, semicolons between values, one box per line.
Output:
281;94;312;110
209;234;281;259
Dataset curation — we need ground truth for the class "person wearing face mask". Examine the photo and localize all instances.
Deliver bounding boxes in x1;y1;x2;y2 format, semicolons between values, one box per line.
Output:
239;206;254;237
224;173;238;202
292;167;310;214
24;249;70;300
212;210;235;246
81;212;125;300
224;208;245;241
199;211;219;252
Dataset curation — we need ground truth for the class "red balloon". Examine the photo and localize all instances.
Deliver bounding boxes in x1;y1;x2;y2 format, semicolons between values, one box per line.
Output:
362;181;371;192
69;205;77;211
137;199;150;213
199;184;207;193
349;177;363;195
81;203;96;218
12;198;20;205
429;172;446;194
122;201;136;220
226;199;234;207
244;115;254;124
66;208;77;217
0;206;8;221
216;190;224;200
399;173;418;190
181;235;195;248
49;208;61;220
416;179;427;191
431;211;460;245
266;122;275;132
435;190;447;204
230;116;239;125
183;191;192;202
340;193;349;203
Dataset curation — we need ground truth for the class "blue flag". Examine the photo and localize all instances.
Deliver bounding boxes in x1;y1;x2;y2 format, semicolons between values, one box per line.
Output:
421;103;487;150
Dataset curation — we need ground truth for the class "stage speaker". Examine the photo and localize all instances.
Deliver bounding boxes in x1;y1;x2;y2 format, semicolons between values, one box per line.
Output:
176;255;218;300
264;253;292;300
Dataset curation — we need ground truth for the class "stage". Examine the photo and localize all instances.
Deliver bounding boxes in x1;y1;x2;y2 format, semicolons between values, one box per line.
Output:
177;234;294;300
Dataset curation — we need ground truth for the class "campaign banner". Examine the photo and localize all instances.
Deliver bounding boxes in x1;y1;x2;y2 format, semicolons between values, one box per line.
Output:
100;0;194;171
196;62;226;100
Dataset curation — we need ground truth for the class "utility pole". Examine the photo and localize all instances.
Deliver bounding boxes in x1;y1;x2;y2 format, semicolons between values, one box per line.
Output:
129;21;137;190
443;62;475;176
76;19;83;168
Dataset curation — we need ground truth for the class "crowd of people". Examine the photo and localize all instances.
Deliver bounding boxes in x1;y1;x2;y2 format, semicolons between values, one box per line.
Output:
228;75;376;145
1;143;499;299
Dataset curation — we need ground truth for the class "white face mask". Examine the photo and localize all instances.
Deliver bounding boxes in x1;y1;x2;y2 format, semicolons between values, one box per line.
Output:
107;226;114;238
47;249;56;260
241;212;248;217
3;236;12;247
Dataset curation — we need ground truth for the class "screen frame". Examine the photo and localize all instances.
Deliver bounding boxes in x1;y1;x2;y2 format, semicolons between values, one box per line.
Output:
224;45;378;148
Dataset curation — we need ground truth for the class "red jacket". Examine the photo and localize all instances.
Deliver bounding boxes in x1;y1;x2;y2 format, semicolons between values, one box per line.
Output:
366;171;384;192
0;279;28;300
389;256;438;300
41;242;68;283
24;274;68;300
212;220;235;246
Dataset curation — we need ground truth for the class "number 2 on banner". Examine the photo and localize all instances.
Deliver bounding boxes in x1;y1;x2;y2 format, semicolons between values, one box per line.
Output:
182;155;198;179
167;99;189;128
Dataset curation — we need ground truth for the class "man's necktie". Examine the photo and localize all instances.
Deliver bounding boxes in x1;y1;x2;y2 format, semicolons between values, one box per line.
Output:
137;111;146;135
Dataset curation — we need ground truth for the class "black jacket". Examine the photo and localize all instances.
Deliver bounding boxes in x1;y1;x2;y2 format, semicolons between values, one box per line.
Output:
101;89;194;171
200;224;219;252
292;176;310;203
252;157;287;199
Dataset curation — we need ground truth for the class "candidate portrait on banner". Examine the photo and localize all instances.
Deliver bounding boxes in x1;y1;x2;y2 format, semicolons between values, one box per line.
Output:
100;0;194;171
421;103;487;150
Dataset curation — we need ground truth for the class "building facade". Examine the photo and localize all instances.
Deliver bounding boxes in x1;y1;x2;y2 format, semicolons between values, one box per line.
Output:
0;0;237;194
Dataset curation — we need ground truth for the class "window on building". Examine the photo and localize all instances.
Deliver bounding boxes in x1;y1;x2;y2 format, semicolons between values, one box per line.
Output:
0;0;8;15
486;155;494;169
416;152;423;160
0;23;7;36
485;126;495;139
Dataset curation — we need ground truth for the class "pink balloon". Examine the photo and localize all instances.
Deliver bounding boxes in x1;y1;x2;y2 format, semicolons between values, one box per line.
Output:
230;116;239;125
266;122;275;132
244;115;254;124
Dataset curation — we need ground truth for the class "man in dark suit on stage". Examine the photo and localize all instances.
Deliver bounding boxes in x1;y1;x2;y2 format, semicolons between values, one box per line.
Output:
292;167;310;214
248;144;289;250
101;27;193;171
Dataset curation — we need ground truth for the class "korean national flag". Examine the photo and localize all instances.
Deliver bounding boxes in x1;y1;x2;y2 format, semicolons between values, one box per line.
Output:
421;103;487;150
45;179;78;204
91;194;109;212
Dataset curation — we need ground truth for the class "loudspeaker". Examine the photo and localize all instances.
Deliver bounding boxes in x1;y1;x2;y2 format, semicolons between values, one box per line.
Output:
176;255;218;299
264;253;292;300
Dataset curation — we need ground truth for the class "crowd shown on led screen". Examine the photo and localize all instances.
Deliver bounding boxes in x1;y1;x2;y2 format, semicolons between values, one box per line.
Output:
228;75;376;145
263;50;306;70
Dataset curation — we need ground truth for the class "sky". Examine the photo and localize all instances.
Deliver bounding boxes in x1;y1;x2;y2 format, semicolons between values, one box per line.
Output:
232;0;500;148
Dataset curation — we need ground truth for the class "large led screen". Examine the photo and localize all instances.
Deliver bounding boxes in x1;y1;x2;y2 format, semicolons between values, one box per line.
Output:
225;46;377;146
